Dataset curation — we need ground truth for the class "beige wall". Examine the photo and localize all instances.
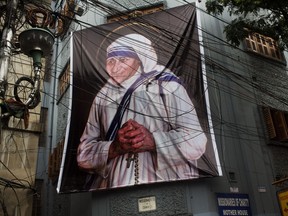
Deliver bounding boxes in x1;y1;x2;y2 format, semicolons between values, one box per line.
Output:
0;53;43;215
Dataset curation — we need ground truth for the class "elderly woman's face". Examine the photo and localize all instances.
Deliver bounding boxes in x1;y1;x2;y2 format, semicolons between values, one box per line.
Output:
106;56;140;84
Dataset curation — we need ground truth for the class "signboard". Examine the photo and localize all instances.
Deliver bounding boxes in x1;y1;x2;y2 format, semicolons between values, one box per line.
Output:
217;193;252;216
138;196;157;212
57;4;222;193
277;188;288;216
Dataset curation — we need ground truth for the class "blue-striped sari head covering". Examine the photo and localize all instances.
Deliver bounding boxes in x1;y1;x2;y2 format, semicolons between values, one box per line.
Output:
107;46;140;61
107;34;166;74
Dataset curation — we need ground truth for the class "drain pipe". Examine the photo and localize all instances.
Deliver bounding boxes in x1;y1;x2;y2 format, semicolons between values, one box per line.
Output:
45;36;59;216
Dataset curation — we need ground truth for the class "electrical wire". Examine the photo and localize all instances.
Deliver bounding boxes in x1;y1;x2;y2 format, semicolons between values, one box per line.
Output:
5;2;284;148
1;0;288;202
8;2;284;150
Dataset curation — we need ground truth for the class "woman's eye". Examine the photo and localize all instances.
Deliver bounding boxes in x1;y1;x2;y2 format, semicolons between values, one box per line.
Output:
107;59;115;65
119;57;128;63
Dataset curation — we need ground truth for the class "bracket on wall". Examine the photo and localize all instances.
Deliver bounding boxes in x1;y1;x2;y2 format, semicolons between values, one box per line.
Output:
272;176;288;187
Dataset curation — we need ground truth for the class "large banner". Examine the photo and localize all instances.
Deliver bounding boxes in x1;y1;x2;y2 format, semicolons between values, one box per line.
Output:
57;4;221;193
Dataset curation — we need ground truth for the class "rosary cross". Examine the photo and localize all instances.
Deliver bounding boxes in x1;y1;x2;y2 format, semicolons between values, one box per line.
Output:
126;153;134;168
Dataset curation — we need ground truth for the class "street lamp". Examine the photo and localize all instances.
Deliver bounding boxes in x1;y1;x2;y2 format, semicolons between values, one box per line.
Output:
15;28;54;108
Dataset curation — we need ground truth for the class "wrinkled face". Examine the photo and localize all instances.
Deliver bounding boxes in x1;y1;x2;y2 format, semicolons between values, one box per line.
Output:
106;56;140;84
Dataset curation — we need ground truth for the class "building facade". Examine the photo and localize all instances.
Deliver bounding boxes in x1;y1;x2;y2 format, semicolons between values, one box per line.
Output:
47;1;287;216
34;0;288;216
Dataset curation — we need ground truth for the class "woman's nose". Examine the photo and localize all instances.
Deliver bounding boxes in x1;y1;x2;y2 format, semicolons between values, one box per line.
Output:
111;60;120;72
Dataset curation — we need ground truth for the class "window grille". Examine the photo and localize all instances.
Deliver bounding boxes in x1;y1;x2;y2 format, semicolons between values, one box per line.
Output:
107;3;164;23
245;33;285;63
262;107;288;141
59;63;70;97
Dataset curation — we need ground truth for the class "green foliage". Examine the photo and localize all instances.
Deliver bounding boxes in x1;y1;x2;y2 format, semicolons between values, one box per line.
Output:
205;0;288;49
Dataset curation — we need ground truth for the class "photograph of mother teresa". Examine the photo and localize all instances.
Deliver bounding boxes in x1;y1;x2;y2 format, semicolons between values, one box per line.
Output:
58;4;221;193
77;33;207;189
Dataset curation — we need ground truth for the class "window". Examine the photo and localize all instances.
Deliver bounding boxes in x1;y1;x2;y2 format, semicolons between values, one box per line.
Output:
262;107;288;141
107;3;164;23
59;63;70;97
245;33;285;63
228;171;237;182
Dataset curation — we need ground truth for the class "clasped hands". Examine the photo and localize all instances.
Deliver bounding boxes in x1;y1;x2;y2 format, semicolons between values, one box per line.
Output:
108;119;156;159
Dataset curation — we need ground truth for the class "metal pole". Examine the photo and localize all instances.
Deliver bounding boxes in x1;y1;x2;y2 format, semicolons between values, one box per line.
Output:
0;0;19;99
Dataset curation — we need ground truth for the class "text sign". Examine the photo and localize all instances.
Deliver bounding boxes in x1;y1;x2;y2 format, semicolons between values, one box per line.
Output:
217;193;252;216
277;189;288;216
138;196;156;212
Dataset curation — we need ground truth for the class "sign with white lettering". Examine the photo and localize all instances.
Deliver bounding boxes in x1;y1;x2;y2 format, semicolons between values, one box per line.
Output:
216;193;252;216
138;196;156;212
